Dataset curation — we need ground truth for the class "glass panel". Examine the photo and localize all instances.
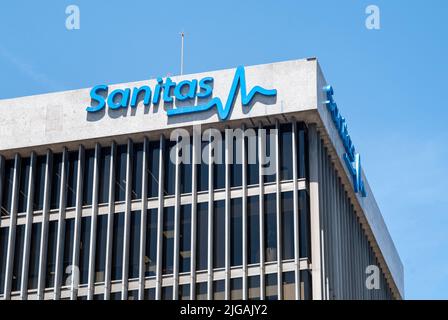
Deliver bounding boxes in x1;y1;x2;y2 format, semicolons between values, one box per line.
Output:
46;220;58;288
128;290;138;300
62;218;75;285
145;288;155;300
129;210;141;279
179;284;190;300
50;153;62;210
230;133;242;188
66;151;78;208
231;278;243;300
196;202;208;271
282;271;295;300
281;192;294;260
297;123;308;179
180;137;192;194
162;206;174;275
18;157;30;213
179;204;191;273
115;145;127;202
248;275;260;300
163;140;176;196
33;155;46;211
299;190;310;258
246;129;259;185
300;270;312;300
82;149;95;206
1;159;14;216
162;286;173;300
280;123;293;180
145;208;157;277
247;196;260;264
213;280;225;300
12;224;25;291
110;291;121;300
213;200;225;269
147;141;160;198
213;132;225;190
263;126;276;184
264;193;277;262
28;223;42;289
95;214;108;282
79;216;91;285
0;227;8;295
231;198;242;267
93;293;104;300
265;273;278;300
131;143;143;200
196;282;207;300
197;140;209;192
98;147;111;204
112;212;124;280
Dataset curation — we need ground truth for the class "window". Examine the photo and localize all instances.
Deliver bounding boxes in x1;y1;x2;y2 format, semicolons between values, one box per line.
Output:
33;155;46;211
50;153;63;210
299;190;310;258
230;132;242;188
248;275;260;300
265;273;278;300
280;123;293;180
162;286;173;300
213;280;225;300
111;212;124;280
281;192;294;260
147;141;160;198
145;208;157;277
196;282;207;300
297;123;308;179
246;129;259;185
282;271;295;300
128;290;138;300
83;149;95;206
162;207;174;274
197;141;209;192
66;151;79;208
46;220;58;287
98;147;111;204
12;224;25;291
95;214;108;282
129;210;141;279
145;288;155;300
179;284;190;300
1;159;14;216
163;140;176;196
62;218;75;285
213;200;225;269
79;216;91;285
263;126;276;184
18;157;31;213
300;270;311;300
231;198;242;267
131;143;143;200
179;204;191;273
196;202;208;271
231;278;243;300
264;193;277;262
115;145;127;202
93;293;104;300
110;291;121;300
28;223;42;289
247;196;260;264
213;132;225;190
179;137;192;194
0;227;9;295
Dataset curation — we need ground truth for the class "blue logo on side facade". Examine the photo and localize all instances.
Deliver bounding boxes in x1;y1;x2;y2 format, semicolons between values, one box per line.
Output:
86;66;277;121
324;85;367;197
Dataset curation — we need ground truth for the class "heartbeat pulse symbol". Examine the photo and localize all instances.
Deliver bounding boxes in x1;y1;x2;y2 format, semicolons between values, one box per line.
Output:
166;66;277;120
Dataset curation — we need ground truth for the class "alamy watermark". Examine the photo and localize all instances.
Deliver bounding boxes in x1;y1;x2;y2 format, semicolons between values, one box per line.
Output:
65;5;80;30
365;5;380;30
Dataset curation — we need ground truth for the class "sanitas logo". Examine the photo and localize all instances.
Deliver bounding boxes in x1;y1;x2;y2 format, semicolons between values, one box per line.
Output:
86;66;277;120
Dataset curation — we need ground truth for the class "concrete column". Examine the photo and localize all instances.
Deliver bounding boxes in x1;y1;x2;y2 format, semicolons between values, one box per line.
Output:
291;121;301;300
138;138;149;300
275;120;282;300
241;124;248;300
155;135;165;300
257;123;265;299
207;130;214;300
173;134;181;299
224;127;231;300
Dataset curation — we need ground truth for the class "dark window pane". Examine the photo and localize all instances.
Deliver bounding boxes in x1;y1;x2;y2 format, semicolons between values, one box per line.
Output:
128;290;138;300
0;227;8;294
281;192;294;260
197;141;209;192
246;130;259;185
145;208;157;277
213;200;225;269
180;137;192;194
280;123;293;180
147;141;160;198
162;207;174;274
247;196;260;264
265;273;278;300
115;145;127;202
62;218;75;285
98;147;111;204
163;140;176;196
131;143;143;200
213;280;225;300
50;153;62;210
112;212;124;280
300;270;312;300
282;271;295;300
179;284;190;300
79;216;91;285
264;193;277;262
162;286;173;300
33;156;46;211
46;221;58;287
196;202;208;271
248;275;260;300
95;214;108;282
144;288;155;300
66;151;79;208
299;190;311;258
12;224;25;291
28;223;42;289
18;157;31;213
231;278;242;300
180;204;191;273
93;293;104;300
110;291;121;300
213;132;225;190
297;123;308;179
129;210;141;279
1;160;15;216
263;126;276;183
196;282;207;300
230;133;242;188
231;198;242;267
83;149;95;206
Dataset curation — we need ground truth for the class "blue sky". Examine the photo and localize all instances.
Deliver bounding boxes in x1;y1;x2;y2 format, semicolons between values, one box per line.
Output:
1;0;447;299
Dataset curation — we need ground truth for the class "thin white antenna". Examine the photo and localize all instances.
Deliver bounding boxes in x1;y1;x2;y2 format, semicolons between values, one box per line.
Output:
180;31;185;75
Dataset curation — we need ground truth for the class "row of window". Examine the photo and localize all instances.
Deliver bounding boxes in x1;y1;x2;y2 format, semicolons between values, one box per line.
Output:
0;123;308;216
0;191;310;295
